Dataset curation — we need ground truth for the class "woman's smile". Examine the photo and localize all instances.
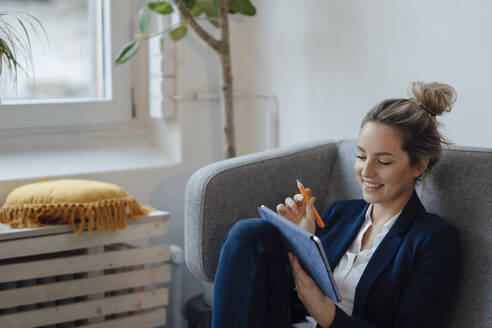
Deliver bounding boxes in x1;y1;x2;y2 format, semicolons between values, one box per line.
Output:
363;181;384;190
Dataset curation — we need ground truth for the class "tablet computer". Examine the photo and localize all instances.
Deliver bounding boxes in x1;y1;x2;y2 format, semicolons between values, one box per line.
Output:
259;205;341;302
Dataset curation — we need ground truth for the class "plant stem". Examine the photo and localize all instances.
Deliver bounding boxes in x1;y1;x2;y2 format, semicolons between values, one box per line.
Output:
143;22;182;39
172;0;221;52
172;0;237;158
143;17;219;40
217;0;236;158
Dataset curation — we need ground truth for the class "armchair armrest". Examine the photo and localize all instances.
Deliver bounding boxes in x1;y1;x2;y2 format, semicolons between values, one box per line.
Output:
184;140;341;281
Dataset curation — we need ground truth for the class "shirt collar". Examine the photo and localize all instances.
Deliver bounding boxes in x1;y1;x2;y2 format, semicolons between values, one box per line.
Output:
365;203;402;234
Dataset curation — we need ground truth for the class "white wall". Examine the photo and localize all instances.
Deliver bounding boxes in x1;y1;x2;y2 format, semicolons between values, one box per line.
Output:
230;0;492;148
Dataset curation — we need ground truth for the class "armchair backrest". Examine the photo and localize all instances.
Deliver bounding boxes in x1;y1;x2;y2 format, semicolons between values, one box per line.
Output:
185;141;339;282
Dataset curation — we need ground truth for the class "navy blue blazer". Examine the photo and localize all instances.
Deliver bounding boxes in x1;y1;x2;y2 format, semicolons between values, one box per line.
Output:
315;190;461;328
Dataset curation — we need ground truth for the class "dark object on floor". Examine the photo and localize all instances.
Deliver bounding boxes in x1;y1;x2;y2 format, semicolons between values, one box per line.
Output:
184;294;212;328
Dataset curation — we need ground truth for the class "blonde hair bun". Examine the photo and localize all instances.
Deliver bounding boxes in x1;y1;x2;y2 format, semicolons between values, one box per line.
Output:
409;82;457;117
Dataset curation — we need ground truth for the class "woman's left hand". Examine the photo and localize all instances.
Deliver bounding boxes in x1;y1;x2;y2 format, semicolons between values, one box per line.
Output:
288;253;336;328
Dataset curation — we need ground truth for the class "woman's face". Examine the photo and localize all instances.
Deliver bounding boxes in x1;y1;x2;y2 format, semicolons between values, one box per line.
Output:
354;122;425;211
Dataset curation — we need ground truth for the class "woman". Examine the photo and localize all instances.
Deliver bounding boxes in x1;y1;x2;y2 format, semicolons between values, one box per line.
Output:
212;82;461;328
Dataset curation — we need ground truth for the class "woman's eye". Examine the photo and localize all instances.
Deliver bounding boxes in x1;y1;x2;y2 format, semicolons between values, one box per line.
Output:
356;155;391;165
355;155;391;165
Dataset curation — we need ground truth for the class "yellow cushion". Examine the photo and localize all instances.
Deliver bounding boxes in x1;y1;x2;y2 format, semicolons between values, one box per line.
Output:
0;179;154;235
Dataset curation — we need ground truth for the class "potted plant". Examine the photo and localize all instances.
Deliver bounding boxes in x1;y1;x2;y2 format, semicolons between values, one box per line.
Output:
115;0;256;159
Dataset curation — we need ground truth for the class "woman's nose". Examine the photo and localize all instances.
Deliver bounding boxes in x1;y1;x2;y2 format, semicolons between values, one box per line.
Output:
362;160;376;177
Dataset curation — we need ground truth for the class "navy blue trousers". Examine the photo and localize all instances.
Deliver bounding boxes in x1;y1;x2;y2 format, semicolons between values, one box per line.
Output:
212;218;309;328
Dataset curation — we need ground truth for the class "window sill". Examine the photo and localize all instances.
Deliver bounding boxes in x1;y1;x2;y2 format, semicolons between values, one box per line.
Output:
0;122;179;182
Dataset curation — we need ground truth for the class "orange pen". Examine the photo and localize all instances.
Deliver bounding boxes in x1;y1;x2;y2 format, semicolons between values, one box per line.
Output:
296;179;325;229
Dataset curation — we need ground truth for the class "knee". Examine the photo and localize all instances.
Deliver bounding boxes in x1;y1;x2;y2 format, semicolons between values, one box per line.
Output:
227;218;277;242
224;218;281;254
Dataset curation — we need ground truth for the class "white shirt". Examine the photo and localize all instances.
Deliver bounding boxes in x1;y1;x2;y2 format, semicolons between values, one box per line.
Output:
332;203;402;316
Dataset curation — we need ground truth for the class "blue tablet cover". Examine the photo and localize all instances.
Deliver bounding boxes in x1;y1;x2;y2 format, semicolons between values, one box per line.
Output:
259;205;341;302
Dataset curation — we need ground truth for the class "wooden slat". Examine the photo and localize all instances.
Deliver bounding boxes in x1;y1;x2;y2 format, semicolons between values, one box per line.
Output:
0;245;170;283
80;308;166;328
105;244;147;320
0;265;170;309
84;245;106;325
0;211;169;241
0;220;167;260
0;289;168;328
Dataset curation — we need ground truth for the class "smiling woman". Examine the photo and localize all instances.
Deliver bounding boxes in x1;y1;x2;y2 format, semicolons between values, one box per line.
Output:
212;81;461;328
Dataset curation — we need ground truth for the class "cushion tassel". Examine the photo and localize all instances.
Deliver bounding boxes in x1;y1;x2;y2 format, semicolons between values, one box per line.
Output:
75;206;86;236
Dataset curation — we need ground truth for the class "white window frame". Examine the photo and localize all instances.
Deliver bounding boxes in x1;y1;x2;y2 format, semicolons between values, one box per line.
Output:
0;0;133;131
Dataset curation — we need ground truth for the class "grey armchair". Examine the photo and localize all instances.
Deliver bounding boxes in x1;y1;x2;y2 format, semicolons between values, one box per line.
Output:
184;139;492;328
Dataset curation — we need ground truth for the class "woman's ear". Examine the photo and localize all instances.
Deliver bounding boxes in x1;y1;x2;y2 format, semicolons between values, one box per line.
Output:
416;158;430;177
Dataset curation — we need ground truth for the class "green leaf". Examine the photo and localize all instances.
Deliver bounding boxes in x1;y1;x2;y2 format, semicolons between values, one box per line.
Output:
17;18;32;49
0;11;47;83
0;38;13;61
228;0;256;16
240;0;256;16
182;0;196;9
115;40;140;64
170;24;188;41
138;8;150;33
204;0;220;28
190;3;205;17
228;0;240;13
148;2;174;15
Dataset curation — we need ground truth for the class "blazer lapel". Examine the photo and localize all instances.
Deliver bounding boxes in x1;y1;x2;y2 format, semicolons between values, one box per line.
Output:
328;203;369;271
352;190;425;315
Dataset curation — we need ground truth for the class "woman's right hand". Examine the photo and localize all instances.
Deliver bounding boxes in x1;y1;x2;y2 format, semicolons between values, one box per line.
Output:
276;188;317;235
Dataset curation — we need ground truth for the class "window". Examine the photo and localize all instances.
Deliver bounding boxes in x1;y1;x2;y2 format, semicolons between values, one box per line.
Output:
0;0;133;130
